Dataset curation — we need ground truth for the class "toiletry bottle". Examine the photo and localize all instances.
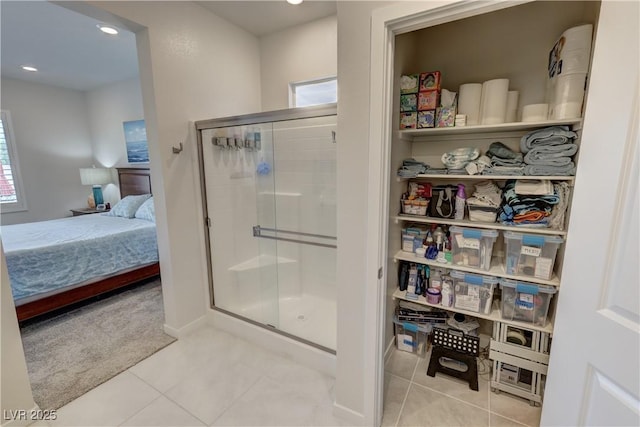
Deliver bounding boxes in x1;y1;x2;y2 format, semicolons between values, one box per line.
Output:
421;266;430;297
407;264;418;294
455;184;466;220
399;262;409;291
415;266;423;296
432;226;445;251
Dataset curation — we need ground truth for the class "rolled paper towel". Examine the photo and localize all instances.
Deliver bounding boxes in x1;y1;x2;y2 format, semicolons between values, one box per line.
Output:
480;78;509;125
522;104;549;122
549;73;586;119
458;83;482;125
555;24;594;76
550;102;583;120
505;90;519;122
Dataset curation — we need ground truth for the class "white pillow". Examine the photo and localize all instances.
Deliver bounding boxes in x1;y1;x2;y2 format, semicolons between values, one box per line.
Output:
134;197;155;222
106;194;151;218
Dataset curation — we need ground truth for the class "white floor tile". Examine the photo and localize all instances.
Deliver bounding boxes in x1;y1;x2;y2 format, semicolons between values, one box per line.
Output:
263;356;335;405
381;374;411;427
384;349;419;381
50;371;160;427
490;412;529;427
211;376;320;426
165;360;262;425
120;396;205;427
489;391;541;427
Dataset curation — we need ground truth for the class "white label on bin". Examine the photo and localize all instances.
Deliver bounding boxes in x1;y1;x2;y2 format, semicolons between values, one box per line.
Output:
398;334;414;352
463;238;481;250
455;234;464;248
535;257;553;279
455;295;480;312
517;294;534;310
467;285;480;297
521;246;542;257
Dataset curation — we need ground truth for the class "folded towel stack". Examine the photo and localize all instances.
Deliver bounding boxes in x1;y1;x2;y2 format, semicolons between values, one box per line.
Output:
499;179;559;227
520;126;578;176
466;181;502;222
398;158;430;178
482;142;525;176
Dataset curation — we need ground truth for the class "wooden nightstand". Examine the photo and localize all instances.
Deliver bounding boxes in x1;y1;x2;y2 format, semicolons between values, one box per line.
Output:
70;208;109;216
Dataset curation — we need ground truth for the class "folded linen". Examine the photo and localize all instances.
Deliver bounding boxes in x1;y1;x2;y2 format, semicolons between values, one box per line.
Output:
472;181;502;207
491;157;525;167
442;147;480;169
524;163;576;176
447;168;468;175
548;182;571;230
514;179;554;195
523;144;578;166
520;126;577;153
482;165;525;176
487;141;523;161
398;158;430;178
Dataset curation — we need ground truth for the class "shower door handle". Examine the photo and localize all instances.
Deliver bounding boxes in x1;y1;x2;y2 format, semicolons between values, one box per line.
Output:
252;225;337;249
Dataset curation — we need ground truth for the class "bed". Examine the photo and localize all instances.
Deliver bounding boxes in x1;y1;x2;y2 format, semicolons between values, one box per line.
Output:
2;168;160;322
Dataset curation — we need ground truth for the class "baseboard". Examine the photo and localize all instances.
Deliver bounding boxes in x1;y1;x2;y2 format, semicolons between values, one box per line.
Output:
163;314;211;339
333;402;366;426
210;309;336;377
1;404;40;427
384;335;396;365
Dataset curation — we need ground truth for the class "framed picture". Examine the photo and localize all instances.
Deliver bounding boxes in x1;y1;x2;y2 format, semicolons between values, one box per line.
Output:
123;119;149;163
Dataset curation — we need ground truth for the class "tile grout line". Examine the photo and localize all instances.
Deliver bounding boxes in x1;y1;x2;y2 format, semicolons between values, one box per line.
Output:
393;356;420;427
207;369;266;426
116;394;164;427
410;378;491;414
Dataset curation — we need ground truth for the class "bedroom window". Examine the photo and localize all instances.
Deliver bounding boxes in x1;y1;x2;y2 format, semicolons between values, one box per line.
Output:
0;110;27;212
289;77;337;108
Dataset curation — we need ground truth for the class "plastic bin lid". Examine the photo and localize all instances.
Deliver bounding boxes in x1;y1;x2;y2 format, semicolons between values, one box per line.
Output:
449;225;499;238
449;270;499;285
393;317;433;333
499;278;557;294
503;230;564;244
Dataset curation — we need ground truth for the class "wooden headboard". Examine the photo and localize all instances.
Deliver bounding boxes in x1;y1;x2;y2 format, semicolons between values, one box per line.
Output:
117;168;152;197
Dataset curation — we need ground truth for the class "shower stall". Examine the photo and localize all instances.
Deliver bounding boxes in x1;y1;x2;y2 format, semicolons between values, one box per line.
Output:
196;105;337;352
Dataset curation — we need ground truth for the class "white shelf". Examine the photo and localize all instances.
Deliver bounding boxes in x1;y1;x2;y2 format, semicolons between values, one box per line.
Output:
393;250;560;287
394;215;568;236
397;174;575;181
392;288;554;334
398;119;582;139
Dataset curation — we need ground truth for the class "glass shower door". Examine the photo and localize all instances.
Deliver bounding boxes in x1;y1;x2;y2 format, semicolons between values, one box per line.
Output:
202;123;279;328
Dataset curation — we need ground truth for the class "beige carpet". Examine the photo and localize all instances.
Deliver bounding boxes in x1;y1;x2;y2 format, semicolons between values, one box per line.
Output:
20;279;175;410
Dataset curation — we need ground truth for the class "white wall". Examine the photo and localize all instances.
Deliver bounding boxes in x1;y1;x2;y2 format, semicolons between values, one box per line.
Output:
260;15;337;111
0;78;94;225
1;242;36;426
86;1;262;332
85;77;145;205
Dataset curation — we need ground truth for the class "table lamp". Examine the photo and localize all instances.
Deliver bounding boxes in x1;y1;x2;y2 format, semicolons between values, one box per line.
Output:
80;167;111;206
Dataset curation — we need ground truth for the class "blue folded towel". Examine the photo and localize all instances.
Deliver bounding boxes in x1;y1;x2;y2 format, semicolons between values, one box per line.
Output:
524;163;576;176
520;126;577;153
524;144;578;166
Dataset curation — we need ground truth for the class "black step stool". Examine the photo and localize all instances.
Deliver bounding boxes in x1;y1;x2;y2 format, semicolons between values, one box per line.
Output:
427;327;479;391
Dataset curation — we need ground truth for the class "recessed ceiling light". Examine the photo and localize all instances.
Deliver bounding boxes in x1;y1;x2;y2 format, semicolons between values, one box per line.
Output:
287;0;303;4
21;65;38;72
97;24;118;35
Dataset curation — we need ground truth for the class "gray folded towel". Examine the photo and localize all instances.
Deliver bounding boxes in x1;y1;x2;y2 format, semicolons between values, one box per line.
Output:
520;126;577;153
524;144;578;166
487;141;523;160
523;163;576;176
491;157;525;167
482;165;526;176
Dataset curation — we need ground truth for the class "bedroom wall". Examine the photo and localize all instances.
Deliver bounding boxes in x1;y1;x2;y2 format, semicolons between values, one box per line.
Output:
0;78;94;225
80;1;262;332
85;77;145;205
260;15;337;111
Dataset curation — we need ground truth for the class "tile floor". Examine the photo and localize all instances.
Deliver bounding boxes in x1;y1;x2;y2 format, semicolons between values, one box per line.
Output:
32;325;541;427
382;348;542;427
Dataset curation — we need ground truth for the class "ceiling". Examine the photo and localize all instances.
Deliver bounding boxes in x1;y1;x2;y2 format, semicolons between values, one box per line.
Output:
197;1;337;37
0;1;337;92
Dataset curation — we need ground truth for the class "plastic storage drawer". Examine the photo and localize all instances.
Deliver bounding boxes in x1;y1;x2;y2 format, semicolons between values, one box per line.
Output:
450;226;499;271
500;280;557;327
503;232;563;280
450;271;498;314
394;318;431;357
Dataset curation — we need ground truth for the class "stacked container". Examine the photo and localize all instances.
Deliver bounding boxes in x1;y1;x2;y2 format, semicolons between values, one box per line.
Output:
450;271;498;314
503;232;563;280
499;279;557;327
450;226;499;271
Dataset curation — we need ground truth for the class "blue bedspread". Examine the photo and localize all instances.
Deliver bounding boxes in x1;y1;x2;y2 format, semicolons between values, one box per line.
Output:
1;214;158;303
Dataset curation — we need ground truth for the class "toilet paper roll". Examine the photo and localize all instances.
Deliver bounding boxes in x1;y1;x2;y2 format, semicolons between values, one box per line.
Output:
480;78;509;125
458;83;483;125
550;24;593;76
550;102;583;120
553;73;587;104
505;90;519;122
522;104;549;122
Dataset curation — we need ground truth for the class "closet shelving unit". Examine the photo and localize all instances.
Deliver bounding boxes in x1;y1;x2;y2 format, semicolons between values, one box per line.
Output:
384;0;600;408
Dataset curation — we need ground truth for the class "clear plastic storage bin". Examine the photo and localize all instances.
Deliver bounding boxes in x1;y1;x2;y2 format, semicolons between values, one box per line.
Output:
394;318;432;357
450;270;498;314
503;232;564;280
500;279;557;327
450;226;499;271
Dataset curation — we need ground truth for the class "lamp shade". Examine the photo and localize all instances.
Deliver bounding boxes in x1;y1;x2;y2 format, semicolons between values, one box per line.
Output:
79;167;111;186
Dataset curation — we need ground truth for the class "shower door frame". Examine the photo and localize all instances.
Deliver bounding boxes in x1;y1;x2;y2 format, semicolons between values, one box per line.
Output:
195;103;338;354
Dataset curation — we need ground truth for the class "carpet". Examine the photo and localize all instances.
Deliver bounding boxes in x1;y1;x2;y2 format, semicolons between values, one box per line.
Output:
20;278;176;410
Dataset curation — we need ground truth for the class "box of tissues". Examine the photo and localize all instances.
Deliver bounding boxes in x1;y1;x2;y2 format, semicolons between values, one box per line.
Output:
437;89;457;127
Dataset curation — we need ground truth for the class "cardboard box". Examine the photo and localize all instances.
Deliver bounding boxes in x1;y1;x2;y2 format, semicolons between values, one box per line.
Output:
419;71;441;91
418;90;440;111
417;110;436;128
400;74;420;94
400;112;417;129
400;94;418;112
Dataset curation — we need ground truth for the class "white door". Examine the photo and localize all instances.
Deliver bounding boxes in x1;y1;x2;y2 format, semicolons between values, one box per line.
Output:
541;1;639;425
